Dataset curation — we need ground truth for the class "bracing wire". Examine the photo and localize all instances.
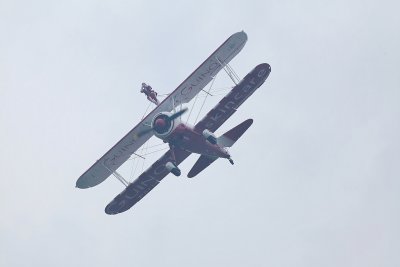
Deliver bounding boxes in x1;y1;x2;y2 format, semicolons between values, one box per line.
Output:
129;157;137;181
140;141;149;173
209;86;234;93
196;92;231;98
131;140;149;180
127;142;166;156
128;101;152;181
128;147;169;160
186;89;200;123
136;147;168;157
142;102;152;120
128;143;169;180
194;76;215;124
131;154;140;181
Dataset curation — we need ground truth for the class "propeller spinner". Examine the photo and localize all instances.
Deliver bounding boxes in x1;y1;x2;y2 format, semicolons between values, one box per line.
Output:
135;107;188;139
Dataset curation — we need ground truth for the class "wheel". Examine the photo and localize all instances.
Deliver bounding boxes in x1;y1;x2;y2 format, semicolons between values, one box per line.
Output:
171;167;181;177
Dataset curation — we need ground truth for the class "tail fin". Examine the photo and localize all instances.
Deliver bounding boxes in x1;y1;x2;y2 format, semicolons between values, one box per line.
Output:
187;119;253;178
217;119;253;147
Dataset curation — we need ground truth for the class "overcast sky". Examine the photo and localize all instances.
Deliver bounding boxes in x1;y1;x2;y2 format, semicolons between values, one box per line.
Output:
1;0;399;266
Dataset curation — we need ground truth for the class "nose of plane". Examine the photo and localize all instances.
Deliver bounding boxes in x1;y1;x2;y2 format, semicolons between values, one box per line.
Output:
154;118;166;129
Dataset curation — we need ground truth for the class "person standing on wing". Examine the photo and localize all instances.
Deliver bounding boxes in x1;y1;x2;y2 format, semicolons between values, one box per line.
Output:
140;82;160;105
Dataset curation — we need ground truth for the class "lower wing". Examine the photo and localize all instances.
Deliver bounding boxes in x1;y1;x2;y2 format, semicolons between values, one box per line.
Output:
105;147;191;215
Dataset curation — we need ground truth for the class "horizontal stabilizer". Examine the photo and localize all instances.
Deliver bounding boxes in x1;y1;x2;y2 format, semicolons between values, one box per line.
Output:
217;119;253;147
187;155;217;178
188;119;254;178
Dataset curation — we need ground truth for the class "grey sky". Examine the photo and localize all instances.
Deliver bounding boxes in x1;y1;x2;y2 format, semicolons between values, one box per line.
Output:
1;0;399;266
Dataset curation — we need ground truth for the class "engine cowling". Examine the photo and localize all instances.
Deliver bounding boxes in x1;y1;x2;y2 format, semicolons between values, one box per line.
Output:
151;112;175;137
202;129;217;144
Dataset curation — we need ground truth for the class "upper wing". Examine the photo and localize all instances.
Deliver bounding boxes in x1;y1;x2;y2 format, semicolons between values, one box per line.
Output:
105;147;191;215
76;31;248;189
194;63;271;133
159;31;248;111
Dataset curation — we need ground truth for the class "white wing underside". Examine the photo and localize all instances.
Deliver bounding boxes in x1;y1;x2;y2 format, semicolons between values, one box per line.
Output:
76;31;247;189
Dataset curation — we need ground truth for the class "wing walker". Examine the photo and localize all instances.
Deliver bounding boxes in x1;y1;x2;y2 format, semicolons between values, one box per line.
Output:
140;82;159;105
76;31;271;214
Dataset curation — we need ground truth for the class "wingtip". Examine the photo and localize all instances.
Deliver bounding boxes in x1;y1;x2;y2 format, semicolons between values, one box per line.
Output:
105;203;123;215
105;209;116;215
104;204;113;215
266;63;271;72
75;180;89;189
231;31;248;42
242;118;253;127
238;31;248;41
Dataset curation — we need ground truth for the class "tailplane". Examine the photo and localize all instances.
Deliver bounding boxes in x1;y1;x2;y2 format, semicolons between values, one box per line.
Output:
217;119;253;147
187;155;218;178
187;119;253;178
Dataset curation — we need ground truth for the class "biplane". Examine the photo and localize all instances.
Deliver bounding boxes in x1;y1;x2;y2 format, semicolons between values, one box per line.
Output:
76;31;271;215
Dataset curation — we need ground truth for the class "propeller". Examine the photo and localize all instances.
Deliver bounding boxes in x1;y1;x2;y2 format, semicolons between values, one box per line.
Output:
168;108;188;121
135;107;188;139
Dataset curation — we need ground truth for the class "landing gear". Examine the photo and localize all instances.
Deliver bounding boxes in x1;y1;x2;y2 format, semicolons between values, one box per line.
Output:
165;144;181;176
165;161;181;176
228;158;234;165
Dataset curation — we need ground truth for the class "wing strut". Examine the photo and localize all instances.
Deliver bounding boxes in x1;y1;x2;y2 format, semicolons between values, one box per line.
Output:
101;162;129;187
216;56;241;85
112;171;129;187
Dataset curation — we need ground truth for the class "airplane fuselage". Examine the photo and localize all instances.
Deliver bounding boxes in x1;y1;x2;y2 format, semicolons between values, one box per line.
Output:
160;122;230;159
